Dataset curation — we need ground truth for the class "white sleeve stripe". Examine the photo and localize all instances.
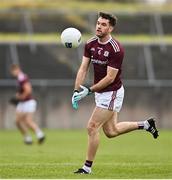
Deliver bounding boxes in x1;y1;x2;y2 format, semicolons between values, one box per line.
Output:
111;39;120;50
110;39;120;52
109;41;118;52
110;41;120;52
87;36;98;44
110;39;120;51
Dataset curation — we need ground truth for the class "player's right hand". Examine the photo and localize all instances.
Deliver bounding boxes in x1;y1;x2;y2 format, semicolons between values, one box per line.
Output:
72;90;79;110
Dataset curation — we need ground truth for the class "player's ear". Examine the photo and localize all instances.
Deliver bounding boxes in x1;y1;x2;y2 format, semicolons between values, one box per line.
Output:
109;26;114;33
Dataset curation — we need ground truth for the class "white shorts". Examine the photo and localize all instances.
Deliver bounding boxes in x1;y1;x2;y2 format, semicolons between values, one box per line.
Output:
95;86;124;112
16;99;37;113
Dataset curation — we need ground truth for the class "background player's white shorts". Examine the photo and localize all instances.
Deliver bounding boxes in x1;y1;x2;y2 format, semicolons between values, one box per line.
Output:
16;99;37;113
95;86;124;112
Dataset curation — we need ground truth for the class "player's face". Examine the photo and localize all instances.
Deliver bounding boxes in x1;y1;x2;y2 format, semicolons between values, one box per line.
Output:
96;17;113;38
10;69;19;77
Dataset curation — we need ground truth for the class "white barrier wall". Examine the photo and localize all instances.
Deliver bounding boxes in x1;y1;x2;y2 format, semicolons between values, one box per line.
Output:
0;87;172;129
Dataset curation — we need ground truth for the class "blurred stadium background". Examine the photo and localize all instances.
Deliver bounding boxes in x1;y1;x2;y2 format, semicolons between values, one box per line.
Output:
0;0;172;130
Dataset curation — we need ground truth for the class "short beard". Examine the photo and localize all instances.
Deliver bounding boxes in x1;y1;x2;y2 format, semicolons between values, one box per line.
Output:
96;33;106;38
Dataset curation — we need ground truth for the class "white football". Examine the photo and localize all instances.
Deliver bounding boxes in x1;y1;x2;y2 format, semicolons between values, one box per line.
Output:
61;27;82;48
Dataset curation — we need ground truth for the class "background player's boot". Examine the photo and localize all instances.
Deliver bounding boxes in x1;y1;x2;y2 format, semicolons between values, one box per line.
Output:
24;136;33;145
146;118;159;139
74;168;90;174
36;129;45;144
38;134;45;144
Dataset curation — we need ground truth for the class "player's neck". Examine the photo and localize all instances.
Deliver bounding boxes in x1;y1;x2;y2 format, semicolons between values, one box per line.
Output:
98;35;111;44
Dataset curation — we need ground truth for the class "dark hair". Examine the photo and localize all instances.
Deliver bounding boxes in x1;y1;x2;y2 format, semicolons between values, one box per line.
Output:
99;12;117;27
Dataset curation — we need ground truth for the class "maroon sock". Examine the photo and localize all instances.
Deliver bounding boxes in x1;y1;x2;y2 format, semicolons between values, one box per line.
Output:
138;121;144;129
84;160;93;168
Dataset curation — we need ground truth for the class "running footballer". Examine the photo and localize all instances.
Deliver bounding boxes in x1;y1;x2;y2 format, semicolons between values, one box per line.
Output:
72;12;159;174
10;64;45;145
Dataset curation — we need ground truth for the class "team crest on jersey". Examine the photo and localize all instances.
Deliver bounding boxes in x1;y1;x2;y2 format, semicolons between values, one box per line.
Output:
98;49;102;55
91;47;95;51
97;47;103;55
104;51;109;57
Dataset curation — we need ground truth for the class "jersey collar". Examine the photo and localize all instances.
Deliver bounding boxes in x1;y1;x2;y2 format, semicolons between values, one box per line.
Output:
97;35;112;45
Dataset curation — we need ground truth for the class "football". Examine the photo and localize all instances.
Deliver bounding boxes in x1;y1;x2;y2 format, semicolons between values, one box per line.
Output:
60;27;82;48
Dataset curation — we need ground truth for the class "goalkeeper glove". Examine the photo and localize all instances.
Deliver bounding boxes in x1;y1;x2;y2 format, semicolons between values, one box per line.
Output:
73;85;92;102
72;90;79;110
9;97;20;106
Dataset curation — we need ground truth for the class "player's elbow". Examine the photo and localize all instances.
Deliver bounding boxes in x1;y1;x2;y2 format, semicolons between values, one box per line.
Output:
26;88;32;95
107;76;115;84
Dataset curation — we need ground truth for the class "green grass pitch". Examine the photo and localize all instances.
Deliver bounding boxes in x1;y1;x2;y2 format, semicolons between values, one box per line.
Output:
0;129;171;178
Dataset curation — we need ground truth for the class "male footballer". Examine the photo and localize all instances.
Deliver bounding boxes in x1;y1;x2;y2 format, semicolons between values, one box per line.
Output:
10;64;45;144
72;12;159;174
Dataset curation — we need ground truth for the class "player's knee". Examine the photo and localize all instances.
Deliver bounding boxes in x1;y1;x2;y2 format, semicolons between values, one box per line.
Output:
104;130;119;138
16;115;23;124
87;122;98;136
105;132;113;138
104;131;114;138
16;117;21;124
15;119;21;127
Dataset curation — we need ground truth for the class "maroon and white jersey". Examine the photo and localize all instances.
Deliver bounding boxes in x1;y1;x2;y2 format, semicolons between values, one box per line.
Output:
84;36;124;93
17;72;33;101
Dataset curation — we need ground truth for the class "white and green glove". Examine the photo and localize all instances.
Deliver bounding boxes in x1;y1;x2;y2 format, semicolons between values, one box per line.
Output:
72;85;92;110
72;90;79;110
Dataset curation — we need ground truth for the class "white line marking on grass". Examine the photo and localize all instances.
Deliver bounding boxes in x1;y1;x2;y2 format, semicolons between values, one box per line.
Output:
0;179;170;180
0;162;172;167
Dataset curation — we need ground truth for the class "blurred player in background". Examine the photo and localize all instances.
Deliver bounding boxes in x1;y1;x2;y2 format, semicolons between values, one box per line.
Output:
10;64;45;145
72;12;159;174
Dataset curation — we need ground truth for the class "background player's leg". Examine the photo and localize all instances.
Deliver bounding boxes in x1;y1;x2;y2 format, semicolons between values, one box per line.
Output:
25;113;45;143
24;113;38;131
16;112;29;135
16;112;32;144
103;112;138;138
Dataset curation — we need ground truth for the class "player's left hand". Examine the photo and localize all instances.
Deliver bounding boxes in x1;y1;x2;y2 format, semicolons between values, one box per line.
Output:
72;90;79;110
74;85;92;102
9;97;20;106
